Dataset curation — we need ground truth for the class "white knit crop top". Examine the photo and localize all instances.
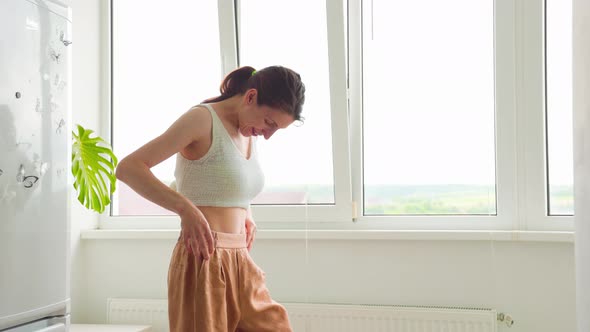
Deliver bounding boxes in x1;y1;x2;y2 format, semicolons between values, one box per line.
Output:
173;104;265;209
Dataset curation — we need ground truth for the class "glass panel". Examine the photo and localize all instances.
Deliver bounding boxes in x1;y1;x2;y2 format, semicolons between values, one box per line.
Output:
238;0;335;205
362;0;496;215
111;0;221;215
546;0;574;215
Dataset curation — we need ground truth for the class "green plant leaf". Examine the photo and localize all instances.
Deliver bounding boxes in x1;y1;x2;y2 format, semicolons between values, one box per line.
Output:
71;124;118;213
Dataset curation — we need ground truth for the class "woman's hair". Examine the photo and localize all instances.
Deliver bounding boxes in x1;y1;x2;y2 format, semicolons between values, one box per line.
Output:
204;66;306;122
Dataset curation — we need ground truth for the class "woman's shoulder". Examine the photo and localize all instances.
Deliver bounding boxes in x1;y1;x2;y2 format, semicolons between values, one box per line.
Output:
116;104;214;169
166;104;214;144
187;103;212;114
185;104;213;123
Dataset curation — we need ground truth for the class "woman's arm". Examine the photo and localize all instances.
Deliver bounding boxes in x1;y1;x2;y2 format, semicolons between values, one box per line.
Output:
115;106;215;259
115;107;205;213
245;205;257;251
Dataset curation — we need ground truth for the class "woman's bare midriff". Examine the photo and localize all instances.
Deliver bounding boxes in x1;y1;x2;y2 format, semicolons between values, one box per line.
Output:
198;206;247;234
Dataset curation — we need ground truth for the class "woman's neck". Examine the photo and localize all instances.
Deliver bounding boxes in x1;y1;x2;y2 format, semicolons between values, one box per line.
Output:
211;95;242;128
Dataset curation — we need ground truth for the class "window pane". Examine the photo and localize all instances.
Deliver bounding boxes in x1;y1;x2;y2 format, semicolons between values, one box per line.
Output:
112;0;221;216
546;0;574;216
239;0;334;205
362;0;496;215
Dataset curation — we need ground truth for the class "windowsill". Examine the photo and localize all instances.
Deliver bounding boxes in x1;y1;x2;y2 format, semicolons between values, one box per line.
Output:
80;229;574;242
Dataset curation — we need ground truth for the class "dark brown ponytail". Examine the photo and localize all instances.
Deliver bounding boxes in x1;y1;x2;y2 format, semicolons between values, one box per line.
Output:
204;65;306;122
203;66;255;104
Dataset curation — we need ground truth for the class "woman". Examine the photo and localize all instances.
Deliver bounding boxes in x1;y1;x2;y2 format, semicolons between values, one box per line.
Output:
115;65;305;331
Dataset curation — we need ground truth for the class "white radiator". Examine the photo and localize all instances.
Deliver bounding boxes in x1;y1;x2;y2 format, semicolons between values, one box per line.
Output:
107;299;168;332
107;299;498;332
284;303;497;332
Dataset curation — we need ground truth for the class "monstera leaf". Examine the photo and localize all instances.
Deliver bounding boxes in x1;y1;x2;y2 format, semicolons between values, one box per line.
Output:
72;124;118;213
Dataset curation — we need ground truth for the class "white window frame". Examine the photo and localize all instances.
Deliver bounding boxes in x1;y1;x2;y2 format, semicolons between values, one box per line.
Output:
100;0;353;229
520;0;573;231
100;0;573;232
348;0;573;231
240;0;353;227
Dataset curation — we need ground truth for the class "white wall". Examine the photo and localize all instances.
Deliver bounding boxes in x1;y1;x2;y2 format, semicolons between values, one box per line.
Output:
573;0;590;331
69;3;577;332
69;0;103;323
79;238;575;332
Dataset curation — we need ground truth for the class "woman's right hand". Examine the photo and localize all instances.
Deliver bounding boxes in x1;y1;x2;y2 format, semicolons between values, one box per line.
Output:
179;206;214;260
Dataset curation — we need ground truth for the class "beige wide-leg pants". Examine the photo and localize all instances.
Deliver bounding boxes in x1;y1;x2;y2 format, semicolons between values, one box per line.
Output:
167;231;292;332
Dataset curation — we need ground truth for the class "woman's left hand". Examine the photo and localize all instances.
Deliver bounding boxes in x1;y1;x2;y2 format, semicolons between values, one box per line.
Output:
245;217;257;251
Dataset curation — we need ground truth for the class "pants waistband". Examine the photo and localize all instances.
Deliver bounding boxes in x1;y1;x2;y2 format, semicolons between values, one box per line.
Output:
212;231;247;249
178;230;247;249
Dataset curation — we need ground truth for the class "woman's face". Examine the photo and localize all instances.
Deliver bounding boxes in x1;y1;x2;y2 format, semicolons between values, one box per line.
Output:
239;90;295;140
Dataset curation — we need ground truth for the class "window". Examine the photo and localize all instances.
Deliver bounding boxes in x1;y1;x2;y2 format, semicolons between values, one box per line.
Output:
106;0;573;231
348;0;572;230
238;0;335;205
361;0;496;216
546;0;574;216
108;0;350;226
232;0;352;224
111;0;221;216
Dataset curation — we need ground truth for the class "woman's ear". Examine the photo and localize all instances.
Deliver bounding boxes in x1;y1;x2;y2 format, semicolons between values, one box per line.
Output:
245;89;257;105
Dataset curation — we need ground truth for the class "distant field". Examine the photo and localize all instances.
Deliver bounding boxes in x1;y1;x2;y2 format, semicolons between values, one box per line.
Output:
549;185;575;215
261;184;574;216
364;184;497;215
